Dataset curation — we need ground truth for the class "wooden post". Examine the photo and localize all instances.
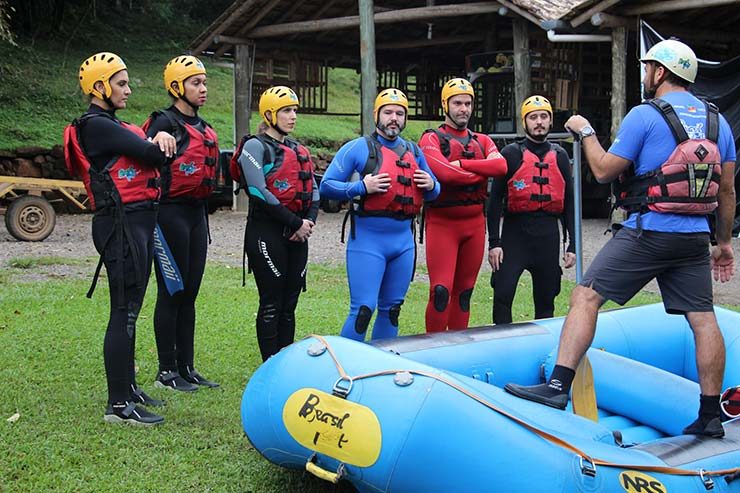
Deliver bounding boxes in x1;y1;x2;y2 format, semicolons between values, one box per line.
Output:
359;0;377;135
233;43;254;212
610;26;626;141
512;18;530;136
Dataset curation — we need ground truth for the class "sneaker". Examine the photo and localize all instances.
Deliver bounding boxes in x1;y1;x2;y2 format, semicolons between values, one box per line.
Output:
181;368;220;388
104;402;164;426
504;383;569;410
154;370;198;392
131;386;165;407
683;416;725;438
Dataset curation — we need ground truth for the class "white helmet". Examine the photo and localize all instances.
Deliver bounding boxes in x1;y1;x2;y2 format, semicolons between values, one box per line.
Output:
640;39;697;84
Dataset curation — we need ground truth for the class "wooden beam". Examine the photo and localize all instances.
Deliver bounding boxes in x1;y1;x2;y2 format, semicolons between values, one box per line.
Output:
495;0;541;26
233;44;254;212
247;2;504;38
288;0;341;41
377;34;485;50
359;0;377;135
192;0;261;55
512;18;530;136
570;0;622;28
274;0;308;24
590;12;632;28
621;0;740;16
611;26;627;141
214;0;284;58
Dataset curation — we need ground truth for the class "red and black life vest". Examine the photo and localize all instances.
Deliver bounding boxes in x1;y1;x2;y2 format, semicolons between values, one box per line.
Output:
355;136;425;219
230;134;314;214
614;99;721;215
142;109;219;201
506;144;565;214
424;127;488;208
63;113;159;211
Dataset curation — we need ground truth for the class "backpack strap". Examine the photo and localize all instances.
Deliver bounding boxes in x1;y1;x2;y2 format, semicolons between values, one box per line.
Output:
648;98;690;144
469;131;487;157
361;135;380;176
705;101;720;143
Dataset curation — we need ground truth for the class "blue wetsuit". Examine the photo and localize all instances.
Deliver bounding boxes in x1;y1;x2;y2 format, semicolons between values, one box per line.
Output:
320;134;440;341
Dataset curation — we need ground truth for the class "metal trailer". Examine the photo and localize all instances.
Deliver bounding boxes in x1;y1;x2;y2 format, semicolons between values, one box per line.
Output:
0;176;88;241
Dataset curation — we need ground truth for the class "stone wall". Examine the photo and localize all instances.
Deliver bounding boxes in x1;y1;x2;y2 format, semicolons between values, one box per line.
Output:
0;145;71;180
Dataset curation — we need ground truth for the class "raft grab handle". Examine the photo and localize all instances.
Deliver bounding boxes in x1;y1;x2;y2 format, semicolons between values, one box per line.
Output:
332;375;353;398
306;453;345;484
580;456;597;477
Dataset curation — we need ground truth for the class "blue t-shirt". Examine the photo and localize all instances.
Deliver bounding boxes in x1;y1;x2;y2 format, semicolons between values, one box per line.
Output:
609;91;736;233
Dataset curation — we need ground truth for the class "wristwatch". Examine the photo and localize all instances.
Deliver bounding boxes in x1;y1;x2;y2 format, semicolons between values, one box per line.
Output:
580;126;596;138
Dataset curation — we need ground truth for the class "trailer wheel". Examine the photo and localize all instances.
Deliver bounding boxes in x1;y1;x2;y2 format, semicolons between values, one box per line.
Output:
5;195;56;241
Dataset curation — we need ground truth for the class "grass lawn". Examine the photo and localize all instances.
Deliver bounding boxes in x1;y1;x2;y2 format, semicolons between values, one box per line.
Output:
0;256;666;493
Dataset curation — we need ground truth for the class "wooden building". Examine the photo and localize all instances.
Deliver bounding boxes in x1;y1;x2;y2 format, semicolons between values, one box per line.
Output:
190;0;740;214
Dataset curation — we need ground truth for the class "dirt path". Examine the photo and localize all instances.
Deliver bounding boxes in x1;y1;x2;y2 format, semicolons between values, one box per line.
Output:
3;210;740;306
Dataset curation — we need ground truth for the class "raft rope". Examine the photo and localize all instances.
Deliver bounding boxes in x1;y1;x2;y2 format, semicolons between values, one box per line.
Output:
310;335;740;483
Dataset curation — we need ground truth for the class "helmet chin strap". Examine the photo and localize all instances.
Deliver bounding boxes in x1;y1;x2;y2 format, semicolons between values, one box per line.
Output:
271;122;289;136
525;128;549;143
447;112;467;130
180;93;200;114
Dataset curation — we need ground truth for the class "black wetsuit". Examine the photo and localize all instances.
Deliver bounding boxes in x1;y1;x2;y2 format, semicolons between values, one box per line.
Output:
145;106;214;376
487;139;575;324
237;135;319;361
79;104;168;405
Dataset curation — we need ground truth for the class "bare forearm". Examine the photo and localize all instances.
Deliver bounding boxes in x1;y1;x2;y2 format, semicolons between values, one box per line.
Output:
716;188;736;245
581;136;609;183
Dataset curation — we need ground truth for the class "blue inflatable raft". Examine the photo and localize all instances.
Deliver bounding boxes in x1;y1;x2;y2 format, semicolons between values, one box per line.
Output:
242;304;740;492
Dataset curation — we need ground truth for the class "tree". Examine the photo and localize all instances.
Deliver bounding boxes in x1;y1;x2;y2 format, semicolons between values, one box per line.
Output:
0;0;16;45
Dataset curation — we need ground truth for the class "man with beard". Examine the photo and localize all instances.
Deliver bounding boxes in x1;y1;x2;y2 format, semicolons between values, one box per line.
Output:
320;88;440;341
487;95;575;325
419;78;507;332
505;40;736;439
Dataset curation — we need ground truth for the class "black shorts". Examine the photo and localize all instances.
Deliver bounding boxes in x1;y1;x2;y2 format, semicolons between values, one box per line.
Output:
579;227;713;314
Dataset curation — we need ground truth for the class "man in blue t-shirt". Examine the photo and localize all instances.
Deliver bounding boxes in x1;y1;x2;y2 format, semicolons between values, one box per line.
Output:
505;40;736;438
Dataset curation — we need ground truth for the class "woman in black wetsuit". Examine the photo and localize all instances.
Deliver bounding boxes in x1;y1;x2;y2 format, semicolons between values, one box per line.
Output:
232;86;319;361
143;55;220;392
64;52;176;425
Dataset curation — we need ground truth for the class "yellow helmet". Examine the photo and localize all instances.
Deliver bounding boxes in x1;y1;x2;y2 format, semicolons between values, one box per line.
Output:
259;86;300;126
441;78;475;113
639;39;697;84
78;52;127;99
164;55;207;98
373;88;408;123
521;95;553;126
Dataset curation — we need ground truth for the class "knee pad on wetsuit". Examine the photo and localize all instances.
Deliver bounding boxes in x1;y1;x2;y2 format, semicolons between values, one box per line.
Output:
459;288;474;313
125;301;141;338
389;303;403;327
433;285;449;312
355;305;373;335
258;303;280;324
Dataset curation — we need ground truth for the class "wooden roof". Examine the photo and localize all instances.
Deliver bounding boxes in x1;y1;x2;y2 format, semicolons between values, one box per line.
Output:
190;0;740;66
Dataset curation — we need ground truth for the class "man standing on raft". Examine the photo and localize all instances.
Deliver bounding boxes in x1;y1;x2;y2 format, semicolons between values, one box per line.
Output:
505;39;736;438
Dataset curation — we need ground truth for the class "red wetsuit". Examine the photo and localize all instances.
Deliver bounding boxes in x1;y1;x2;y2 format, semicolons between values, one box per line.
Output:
419;124;506;332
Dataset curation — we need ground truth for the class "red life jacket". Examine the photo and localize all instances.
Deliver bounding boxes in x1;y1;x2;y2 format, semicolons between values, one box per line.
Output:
506;144;564;214
614;99;721;215
356;136;424;219
63;113;159;211
142;109;219;201
230;134;315;214
425;127;488;208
